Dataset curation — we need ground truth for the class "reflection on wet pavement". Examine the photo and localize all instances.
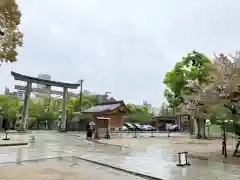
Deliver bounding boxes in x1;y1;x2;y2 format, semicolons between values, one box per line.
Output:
0;131;239;180
0;157;146;180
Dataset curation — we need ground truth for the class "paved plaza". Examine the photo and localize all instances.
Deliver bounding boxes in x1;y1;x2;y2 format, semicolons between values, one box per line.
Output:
0;157;146;180
0;131;239;180
100;134;240;163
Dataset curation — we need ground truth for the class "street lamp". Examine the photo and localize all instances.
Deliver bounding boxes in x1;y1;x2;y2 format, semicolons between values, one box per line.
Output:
104;92;111;101
78;79;83;112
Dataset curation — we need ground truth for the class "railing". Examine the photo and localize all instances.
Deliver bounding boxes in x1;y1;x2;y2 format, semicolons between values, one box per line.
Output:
108;130;181;138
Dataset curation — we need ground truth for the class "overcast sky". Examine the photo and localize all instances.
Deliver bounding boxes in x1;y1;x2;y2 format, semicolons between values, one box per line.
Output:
1;0;240;106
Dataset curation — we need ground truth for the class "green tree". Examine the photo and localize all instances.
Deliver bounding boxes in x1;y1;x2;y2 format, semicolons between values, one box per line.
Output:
209;53;240;135
73;95;94;112
159;102;173;116
0;0;23;63
126;104;149;113
125;103;153;124
163;51;213;138
124;112;152;124
163;61;187;115
28;100;58;129
164;89;182;116
0;95;21;128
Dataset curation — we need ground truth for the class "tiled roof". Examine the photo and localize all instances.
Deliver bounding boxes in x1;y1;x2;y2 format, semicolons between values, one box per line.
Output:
83;101;124;113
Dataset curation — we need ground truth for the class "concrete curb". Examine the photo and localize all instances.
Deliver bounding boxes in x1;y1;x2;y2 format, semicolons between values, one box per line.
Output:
65;134;82;138
0;142;28;147
88;139;130;148
0;156;73;165
73;156;163;180
0;153;163;180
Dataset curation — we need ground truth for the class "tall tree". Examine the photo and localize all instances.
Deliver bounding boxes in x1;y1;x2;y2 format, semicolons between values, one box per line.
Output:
209;53;240;134
0;0;23;63
164;51;213;138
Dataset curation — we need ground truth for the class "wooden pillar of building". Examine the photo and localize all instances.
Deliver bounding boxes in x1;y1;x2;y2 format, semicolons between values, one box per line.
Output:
21;82;32;130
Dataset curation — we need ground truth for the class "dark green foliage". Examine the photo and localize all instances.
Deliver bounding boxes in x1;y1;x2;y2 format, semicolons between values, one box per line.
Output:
124;112;152;124
0;0;23;63
124;104;153;124
163;51;212;113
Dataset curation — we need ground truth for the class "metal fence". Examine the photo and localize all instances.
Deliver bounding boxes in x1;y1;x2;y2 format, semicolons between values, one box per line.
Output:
108;130;183;138
206;124;240;140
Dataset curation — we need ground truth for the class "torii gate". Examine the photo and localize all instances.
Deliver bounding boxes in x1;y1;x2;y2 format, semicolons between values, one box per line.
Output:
11;71;80;131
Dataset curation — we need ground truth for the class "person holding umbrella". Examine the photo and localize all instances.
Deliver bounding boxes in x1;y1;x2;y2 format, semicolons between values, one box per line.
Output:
86;121;94;139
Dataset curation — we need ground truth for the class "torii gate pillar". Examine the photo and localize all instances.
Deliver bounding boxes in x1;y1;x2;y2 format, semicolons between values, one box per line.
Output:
21;82;32;130
60;87;68;131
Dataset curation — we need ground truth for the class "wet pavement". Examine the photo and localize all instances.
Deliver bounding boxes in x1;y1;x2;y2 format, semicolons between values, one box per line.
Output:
0;131;239;180
0;157;146;180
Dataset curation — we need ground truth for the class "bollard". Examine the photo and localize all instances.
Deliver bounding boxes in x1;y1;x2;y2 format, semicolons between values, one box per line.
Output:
133;131;137;138
104;132;110;139
176;152;190;167
168;130;170;137
30;136;35;140
2;131;10;140
29;135;35;142
94;128;100;140
150;130;154;137
221;127;227;158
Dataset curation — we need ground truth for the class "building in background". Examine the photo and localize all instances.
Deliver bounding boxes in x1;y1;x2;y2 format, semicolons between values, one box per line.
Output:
36;74;51;98
4;87;25;101
77;89;105;103
137;100;160;116
37;74;51;89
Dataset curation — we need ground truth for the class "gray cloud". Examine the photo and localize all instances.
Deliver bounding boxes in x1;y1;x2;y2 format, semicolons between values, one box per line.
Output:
1;0;240;106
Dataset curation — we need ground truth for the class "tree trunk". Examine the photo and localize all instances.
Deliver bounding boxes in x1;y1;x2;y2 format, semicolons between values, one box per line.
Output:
11;119;17;130
47;120;52;130
189;116;193;135
196;118;202;139
203;119;206;139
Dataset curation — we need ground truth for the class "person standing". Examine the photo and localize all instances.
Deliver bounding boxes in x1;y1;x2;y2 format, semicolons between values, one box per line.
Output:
86;122;93;139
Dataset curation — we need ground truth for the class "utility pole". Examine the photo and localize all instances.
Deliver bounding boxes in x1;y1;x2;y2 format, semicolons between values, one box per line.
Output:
104;92;111;101
78;79;83;112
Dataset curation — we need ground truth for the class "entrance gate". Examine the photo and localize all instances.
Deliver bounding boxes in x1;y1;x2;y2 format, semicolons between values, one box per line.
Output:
11;71;80;131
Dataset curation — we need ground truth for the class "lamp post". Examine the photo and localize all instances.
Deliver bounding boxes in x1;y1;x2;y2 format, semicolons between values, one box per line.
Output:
104;92;111;101
78;79;83;112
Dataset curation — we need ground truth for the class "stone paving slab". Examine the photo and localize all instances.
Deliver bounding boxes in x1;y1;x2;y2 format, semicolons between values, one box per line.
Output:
99;136;240;164
0;131;239;180
0;157;146;180
0;134;29;147
90;136;240;179
69;151;240;180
